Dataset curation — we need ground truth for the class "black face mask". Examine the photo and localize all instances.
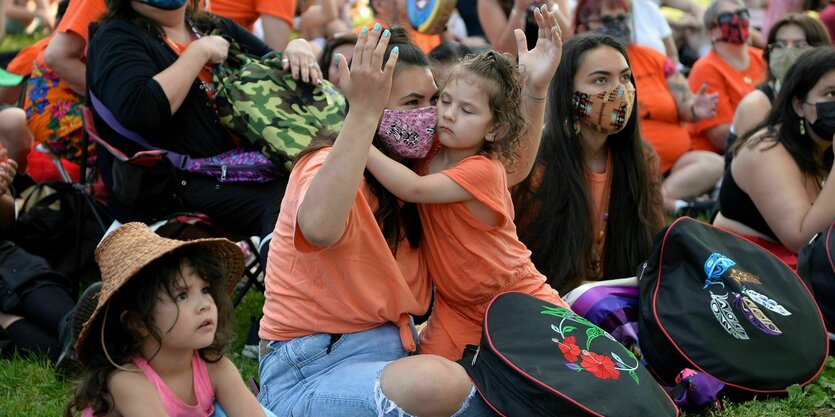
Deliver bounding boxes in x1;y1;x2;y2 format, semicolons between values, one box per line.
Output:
595;18;631;46
810;101;835;141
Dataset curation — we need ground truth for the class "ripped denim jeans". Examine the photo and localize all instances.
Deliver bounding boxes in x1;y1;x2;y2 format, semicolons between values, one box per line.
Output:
257;323;494;417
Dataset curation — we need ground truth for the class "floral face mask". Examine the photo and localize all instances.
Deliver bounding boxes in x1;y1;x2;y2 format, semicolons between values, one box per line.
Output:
376;106;437;159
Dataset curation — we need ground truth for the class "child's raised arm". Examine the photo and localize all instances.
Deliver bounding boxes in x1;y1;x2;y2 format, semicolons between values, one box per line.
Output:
508;6;562;187
210;357;267;417
367;146;474;204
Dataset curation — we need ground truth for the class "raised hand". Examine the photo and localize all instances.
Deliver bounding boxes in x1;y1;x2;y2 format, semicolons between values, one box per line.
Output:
515;5;563;96
283;38;323;85
692;83;719;120
335;24;398;119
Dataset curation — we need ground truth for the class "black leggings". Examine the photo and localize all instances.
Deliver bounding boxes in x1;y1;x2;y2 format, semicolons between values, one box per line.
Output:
2;280;74;362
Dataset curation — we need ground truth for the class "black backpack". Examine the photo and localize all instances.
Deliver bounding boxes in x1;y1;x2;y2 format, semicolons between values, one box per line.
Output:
460;292;678;417
638;217;829;398
797;220;835;332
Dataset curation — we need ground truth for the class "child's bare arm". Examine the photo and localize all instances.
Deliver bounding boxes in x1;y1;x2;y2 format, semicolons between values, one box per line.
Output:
508;6;562;187
210;357;266;417
367;146;473;204
109;370;172;417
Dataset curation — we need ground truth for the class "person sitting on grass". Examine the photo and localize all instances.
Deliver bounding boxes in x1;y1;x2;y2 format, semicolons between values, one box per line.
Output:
0;146;79;374
362;8;568;361
65;222;275;417
714;47;835;269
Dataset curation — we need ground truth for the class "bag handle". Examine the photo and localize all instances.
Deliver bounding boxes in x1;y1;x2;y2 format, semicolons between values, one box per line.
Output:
88;90;191;170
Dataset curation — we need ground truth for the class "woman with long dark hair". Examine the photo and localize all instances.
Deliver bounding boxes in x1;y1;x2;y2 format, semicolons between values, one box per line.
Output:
715;46;835;268
513;32;664;294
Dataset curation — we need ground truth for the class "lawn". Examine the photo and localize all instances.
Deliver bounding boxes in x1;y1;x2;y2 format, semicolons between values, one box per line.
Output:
1;286;833;417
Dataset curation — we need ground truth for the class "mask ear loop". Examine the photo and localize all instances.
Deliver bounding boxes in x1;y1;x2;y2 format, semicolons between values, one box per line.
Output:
100;302;136;373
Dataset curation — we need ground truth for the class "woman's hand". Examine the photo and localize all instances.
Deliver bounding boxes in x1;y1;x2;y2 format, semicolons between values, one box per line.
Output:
193;35;229;64
336;24;398;119
516;5;562;96
691;83;719;120
282;38;323;85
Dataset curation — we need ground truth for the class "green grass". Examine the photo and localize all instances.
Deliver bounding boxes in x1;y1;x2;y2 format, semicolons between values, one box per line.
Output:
2;286;833;417
0;31;47;53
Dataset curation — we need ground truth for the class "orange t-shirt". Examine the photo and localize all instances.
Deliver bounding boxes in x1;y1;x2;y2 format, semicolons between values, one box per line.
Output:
687;47;766;153
55;0;106;41
415;153;568;360
209;0;295;31
629;44;690;173
352;18;442;55
6;37;50;76
259;148;432;352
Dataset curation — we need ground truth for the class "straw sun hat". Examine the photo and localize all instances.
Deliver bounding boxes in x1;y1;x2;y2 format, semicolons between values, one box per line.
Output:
75;222;245;365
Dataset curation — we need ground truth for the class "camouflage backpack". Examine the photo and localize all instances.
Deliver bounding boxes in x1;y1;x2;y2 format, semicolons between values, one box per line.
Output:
213;44;347;173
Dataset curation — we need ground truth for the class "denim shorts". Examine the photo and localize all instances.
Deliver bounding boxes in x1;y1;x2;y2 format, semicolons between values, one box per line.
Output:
212;401;276;417
257;323;495;417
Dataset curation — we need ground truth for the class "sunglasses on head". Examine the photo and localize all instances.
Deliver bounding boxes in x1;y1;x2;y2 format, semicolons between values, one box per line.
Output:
585;13;630;26
715;9;750;25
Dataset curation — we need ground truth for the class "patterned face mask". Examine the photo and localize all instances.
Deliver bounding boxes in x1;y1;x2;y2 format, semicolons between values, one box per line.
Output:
715;11;750;45
135;0;187;10
376;106;437;159
572;85;635;135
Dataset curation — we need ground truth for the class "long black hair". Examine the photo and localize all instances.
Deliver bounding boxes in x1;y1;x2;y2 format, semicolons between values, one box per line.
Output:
297;27;428;253
733;46;835;180
513;32;663;294
65;247;234;417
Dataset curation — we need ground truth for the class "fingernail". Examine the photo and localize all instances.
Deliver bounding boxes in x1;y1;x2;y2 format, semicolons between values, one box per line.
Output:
361;26;368;34
334;53;340;63
373;23;381;31
383;29;390;37
392;46;399;54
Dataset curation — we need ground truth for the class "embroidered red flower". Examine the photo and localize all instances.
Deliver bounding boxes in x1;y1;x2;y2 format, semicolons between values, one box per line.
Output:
558;336;582;362
580;351;620;380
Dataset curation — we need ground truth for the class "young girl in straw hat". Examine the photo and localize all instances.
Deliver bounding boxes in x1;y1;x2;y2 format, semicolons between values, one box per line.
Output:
65;222;275;417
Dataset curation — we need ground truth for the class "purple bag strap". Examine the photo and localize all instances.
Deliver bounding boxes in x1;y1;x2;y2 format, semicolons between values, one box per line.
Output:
89;91;190;170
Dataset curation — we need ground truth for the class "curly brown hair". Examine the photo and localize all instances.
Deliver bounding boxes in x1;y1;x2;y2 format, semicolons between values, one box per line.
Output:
64;247;234;417
445;50;526;169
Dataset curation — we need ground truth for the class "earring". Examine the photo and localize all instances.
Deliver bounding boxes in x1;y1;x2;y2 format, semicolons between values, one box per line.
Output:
800;118;806;135
564;118;580;135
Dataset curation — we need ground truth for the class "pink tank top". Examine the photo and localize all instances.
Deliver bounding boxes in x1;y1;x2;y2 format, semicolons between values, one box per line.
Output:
80;353;215;417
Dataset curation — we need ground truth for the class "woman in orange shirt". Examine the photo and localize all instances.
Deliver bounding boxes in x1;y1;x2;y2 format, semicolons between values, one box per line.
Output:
513;32;665;295
687;0;767;154
573;0;723;215
258;27;494;417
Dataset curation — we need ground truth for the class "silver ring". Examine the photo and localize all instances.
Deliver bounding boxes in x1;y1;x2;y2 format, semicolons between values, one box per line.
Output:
281;58;289;64
308;62;318;68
